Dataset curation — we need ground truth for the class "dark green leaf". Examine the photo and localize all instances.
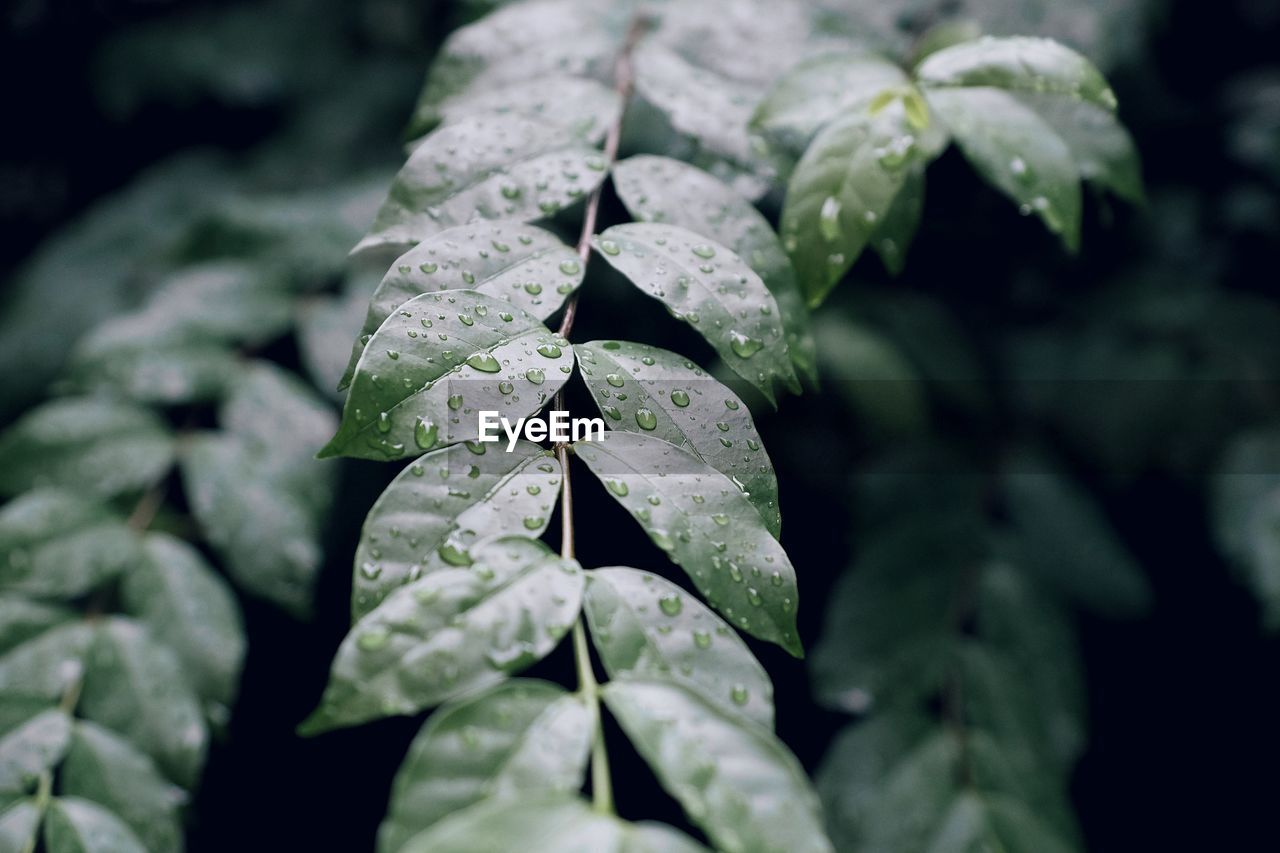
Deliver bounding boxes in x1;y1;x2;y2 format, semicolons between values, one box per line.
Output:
0;622;94;700
0;597;73;656
322;290;573;461
584;567;774;727
1014;93;1143;203
301;537;582;733
43;797;147;853
915;36;1117;110
592;224;796;402
351;441;562;621
379;679;594;852
575;341;780;534
0;702;70;795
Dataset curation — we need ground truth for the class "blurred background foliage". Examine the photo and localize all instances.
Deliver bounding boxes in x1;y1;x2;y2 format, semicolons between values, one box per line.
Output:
1;0;1278;850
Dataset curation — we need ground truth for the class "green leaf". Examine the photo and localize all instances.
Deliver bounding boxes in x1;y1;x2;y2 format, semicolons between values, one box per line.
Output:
779;103;925;306
1014;93;1143;203
78;618;208;788
602;678;832;853
0;800;39;851
811;315;928;435
400;793;709;853
0;702;71;795
1213;429;1280;629
0;622;94;700
340;223;584;390
0;398;173;499
924;86;1082;251
59;722;185;853
297;284;370;399
584;567;774;728
871;164;926;275
915;37;1117;111
575;432;802;655
354;114;609;255
425;75;622;144
610;155;817;384
301;537;582;733
378;679;594;852
575;341;780;535
592;224;796;403
0;490;141;600
351;441;562;621
120;533;246;720
0;597;73;655
43;797;147;853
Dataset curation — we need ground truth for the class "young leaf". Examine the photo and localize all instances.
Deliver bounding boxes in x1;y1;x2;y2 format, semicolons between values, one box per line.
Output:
322;290;573;461
575;340;780;535
0;704;71;795
915;36;1117;110
0;398;173;499
584;567;775;728
43;797;148;853
592;224;796;403
301;537;582;733
0;490;141;600
400;793;709;853
378;679;594;852
610;155;817;383
354;114;609;255
341;223;584;390
602;678;833;853
573;432;802;656
351;441;561;620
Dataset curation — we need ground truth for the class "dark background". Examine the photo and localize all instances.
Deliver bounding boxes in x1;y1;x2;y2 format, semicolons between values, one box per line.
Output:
4;0;1280;850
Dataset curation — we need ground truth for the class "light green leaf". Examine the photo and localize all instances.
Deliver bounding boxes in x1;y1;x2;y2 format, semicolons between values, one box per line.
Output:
0;597;73;655
426;75;622;144
610;155;816;384
1014;93;1143;203
0;398;173;499
401;794;709;853
301;537;582;733
584;567;774;728
925;86;1082;251
0;490;141;600
915;36;1117;111
78;618;208;788
351;441;561;621
59;722;186;853
574;432;801;655
322;290;573;461
0;800;39;851
120;533;246;720
43;797;147;853
780;103;924;306
575;341;780;534
0;703;70;795
602;678;832;853
354;114;608;254
592;224;795;403
1213;429;1280;629
0;622;94;700
341;223;583;390
378;679;594;852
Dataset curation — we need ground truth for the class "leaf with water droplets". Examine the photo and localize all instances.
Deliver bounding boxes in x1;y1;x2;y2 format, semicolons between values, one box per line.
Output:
574;432;801;655
354;114;608;255
915;36;1118;112
422;75;622;145
1014;92;1143;203
584;567;774;727
399;793;709;853
43;797;148;853
780;102;927;306
0;490;141;601
611;155;816;384
323;290;572;461
340;223;583;390
378;679;594;852
592;224;795;404
0;398;173;500
59;722;186;853
301;537;583;733
0;701;71;796
871;164;926;276
350;441;562;620
602;678;832;853
575;340;780;534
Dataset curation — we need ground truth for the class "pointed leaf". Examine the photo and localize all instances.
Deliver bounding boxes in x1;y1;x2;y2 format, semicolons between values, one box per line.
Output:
351;441;562;620
323;290;573;461
379;679;594;852
576;341;780;534
43;797;147;853
341;223;584;390
592;224;795;402
302;537;582;733
0;703;70;795
611;155;816;383
354;114;608;254
0;398;173;499
1013;92;1142;202
574;432;801;656
584;567;774;728
602;678;832;853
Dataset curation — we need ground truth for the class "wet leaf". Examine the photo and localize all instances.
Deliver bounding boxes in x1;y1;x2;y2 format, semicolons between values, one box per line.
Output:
0;701;71;796
43;797;147;853
915;36;1117;110
427;75;621;144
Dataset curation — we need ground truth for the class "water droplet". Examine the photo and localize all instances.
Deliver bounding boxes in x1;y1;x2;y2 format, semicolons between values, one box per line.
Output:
559;259;581;275
693;630;712;648
659;594;683;616
458;313;475;326
524;282;543;295
467;352;501;372
536;343;562;359
819;196;842;241
729;331;762;358
419;262;438;274
414;418;438;449
376;412;392;434
670;389;690;407
358;629;390;652
711;514;729;526
602;405;621;420
525;368;545;384
605;373;625;387
448;394;464;410
691;243;716;259
730;684;749;705
599;239;621;256
522;516;542;530
635;408;657;430
605;479;629;497
437;543;471;566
